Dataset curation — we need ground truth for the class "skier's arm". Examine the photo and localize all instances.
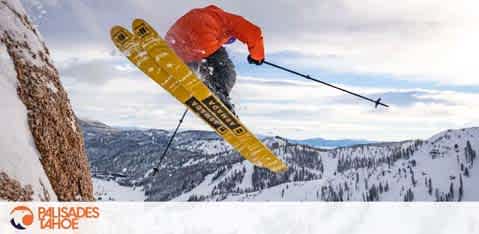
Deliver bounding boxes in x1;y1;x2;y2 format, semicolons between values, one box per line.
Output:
221;11;265;61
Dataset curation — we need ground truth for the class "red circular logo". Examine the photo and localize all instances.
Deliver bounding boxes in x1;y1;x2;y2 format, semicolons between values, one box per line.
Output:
10;206;34;230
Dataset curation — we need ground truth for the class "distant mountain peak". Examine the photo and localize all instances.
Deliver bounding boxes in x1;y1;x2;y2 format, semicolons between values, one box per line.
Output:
289;137;375;149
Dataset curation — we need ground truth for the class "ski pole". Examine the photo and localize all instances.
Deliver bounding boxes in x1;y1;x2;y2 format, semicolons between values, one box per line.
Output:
152;108;188;176
263;60;389;108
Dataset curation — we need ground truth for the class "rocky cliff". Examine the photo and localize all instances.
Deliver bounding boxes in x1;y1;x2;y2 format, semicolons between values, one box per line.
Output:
0;0;93;201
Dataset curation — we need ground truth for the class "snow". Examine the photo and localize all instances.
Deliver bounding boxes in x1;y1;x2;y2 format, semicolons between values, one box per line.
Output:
70;118;77;133
172;173;217;200
167;127;479;202
182;157;205;167
177;139;232;155
0;42;57;200
0;0;49;67
256;129;478;201
227;181;326;201
46;81;57;93
173;161;253;201
237;163;254;189
93;178;146;201
2;0;23;15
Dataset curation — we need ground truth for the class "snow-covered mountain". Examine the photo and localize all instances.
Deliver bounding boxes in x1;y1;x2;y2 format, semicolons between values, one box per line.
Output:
81;119;478;201
290;137;374;148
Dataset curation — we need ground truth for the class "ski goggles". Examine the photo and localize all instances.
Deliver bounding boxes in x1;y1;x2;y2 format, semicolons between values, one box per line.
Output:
224;37;236;45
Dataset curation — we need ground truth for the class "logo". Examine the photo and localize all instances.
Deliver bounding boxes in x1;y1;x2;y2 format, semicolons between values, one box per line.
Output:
9;205;100;231
10;206;34;230
38;206;100;230
134;23;151;37
202;96;246;136
185;96;228;135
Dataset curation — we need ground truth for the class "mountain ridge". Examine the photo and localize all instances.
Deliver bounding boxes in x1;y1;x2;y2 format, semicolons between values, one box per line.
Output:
81;119;478;202
290;137;375;148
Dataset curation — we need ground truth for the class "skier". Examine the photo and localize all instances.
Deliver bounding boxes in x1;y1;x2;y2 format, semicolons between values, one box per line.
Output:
165;5;265;114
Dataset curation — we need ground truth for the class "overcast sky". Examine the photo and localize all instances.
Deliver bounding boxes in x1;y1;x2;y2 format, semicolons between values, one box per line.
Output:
21;0;479;141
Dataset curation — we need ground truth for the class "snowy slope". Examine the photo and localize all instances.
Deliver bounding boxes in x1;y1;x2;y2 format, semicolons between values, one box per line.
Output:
0;34;56;200
177;139;233;155
169;129;478;202
81;119;479;202
93;178;145;201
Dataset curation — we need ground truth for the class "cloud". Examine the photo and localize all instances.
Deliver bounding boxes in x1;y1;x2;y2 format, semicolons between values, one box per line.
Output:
239;1;479;86
231;76;479;140
22;0;479;141
59;58;136;85
330;90;452;107
60;64;479;141
28;0;479;86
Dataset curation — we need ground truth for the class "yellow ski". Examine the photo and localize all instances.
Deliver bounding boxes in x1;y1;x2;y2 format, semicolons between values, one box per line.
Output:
110;20;287;173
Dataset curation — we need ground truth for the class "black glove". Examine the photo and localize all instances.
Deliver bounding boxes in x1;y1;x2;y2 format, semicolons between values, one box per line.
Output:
247;55;264;65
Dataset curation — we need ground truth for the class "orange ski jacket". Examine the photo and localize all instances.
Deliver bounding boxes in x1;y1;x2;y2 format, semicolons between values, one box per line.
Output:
165;5;265;63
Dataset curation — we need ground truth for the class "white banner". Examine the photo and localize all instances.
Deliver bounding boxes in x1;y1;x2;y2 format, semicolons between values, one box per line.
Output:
1;202;478;234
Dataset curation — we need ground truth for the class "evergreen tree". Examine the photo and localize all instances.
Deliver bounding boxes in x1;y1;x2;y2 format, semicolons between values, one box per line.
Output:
464;167;470;177
458;174;464;202
403;188;414;202
339;185;344;201
411;171;417;187
428;178;433;196
465;141;477;166
449;182;455;200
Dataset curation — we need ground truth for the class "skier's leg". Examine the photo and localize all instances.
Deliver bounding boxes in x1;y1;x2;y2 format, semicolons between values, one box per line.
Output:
187;60;215;93
200;47;237;114
188;61;222;105
209;47;236;95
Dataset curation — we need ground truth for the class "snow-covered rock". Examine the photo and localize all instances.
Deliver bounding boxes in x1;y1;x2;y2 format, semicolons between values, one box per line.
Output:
0;37;54;201
0;0;93;201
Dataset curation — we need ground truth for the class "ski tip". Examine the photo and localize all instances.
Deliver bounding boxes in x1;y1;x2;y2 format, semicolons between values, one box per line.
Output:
132;18;159;39
132;18;146;24
110;25;121;34
110;25;134;49
110;25;125;39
